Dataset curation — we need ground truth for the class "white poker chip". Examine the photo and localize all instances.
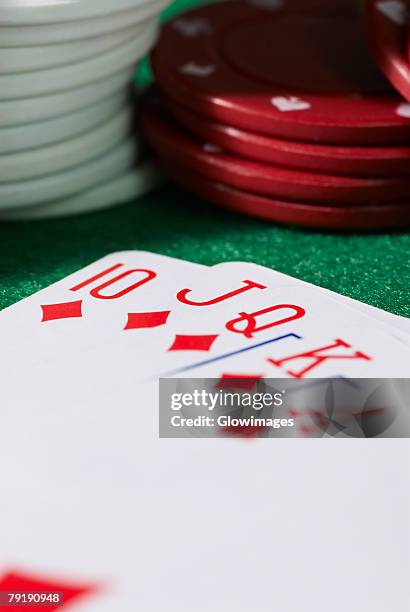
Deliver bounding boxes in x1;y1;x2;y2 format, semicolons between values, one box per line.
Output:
0;136;140;209
0;0;165;24
0;0;168;45
0;21;158;100
0;67;134;127
0;22;148;74
0;91;128;154
0;106;135;182
0;164;162;220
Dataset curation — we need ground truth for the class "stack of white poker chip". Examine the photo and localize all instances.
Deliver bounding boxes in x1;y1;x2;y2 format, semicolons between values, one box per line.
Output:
0;0;169;220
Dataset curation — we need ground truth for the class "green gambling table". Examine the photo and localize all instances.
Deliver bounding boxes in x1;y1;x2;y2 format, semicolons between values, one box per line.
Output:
0;0;409;317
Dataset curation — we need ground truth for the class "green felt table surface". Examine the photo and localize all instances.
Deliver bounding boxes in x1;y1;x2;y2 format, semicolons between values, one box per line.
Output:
0;0;409;317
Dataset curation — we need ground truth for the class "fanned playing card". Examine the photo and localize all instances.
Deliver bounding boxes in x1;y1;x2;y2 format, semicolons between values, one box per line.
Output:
1;252;409;611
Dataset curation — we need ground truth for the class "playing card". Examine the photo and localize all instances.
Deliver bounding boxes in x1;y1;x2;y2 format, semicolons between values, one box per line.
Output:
145;261;410;380
0;250;207;379
1;257;408;612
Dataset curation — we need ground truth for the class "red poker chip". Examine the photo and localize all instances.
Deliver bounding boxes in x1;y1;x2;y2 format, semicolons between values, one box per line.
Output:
151;0;410;145
159;156;410;231
367;0;410;102
165;94;410;178
141;96;410;205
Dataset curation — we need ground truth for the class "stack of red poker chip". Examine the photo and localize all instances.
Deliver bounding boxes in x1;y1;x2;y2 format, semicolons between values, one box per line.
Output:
142;0;410;230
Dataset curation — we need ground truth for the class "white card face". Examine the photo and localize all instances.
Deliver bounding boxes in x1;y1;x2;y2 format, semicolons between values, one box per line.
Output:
0;250;206;370
1;359;409;598
1;433;409;612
